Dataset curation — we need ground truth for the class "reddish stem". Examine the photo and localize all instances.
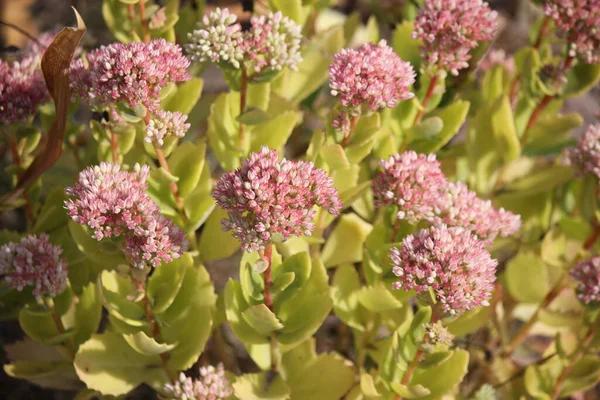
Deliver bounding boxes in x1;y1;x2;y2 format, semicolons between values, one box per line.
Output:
263;244;274;310
520;94;553;147
341;115;360;147
550;327;596;400
239;69;248;141
127;4;135;23
132;271;176;382
110;130;119;163
138;0;150;42
533;17;550;49
509;17;550;105
584;224;600;250
413;75;439;125
390;220;401;242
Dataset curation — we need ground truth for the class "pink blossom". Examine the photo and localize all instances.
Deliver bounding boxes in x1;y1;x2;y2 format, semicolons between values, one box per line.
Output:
478;49;516;74
545;0;600;64
413;0;498;75
65;163;186;268
164;364;233;400
187;9;302;74
391;225;498;315
0;56;49;125
0;234;68;299
69;39;190;110
329;40;415;111
438;182;521;245
124;215;187;268
372;152;447;225
213;146;342;252
149;7;167;30
243;11;303;74
571;256;600;304
566;124;600;180
146;110;190;146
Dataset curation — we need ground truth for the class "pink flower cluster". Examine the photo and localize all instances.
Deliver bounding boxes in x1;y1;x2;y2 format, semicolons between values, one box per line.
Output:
566;124;600;181
545;0;600;65
372;152;447;224
329;40;415;111
214;146;342;252
145;110;190;146
413;0;498;75
439;182;522;245
571;256;600;304
164;364;233;400
373;151;521;244
187;8;302;74
0;234;68;299
391;225;498;315
70;39;190;111
65;163;186;268
0;55;49;125
478;49;516;74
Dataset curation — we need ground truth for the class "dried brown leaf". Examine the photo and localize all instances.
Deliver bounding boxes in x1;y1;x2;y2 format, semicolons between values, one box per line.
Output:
1;8;85;205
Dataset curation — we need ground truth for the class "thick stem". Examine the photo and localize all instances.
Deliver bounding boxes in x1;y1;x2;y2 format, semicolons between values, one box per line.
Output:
401;349;424;386
238;69;248;141
110;129;119;163
341;115;360;147
397;312;439;396
503;275;566;356
505;225;600;355
138;0;151;42
45;297;76;359
520;94;553;147
153;143;189;224
550;327;596;400
390;220;401;242
533;17;550;49
131;271;176;382
127;4;135;23
413;75;440;125
356;314;381;371
509;17;550;105
262;243;273;310
584;223;600;250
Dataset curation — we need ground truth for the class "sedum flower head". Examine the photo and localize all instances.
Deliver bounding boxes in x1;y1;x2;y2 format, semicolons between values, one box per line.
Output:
69;39;190;110
0;56;49;125
439;182;521;245
187;9;302;74
421;321;454;352
164;364;233;400
571;256;600;305
372;152;447;225
391;225;498;315
187;8;245;68
145;110;190;146
65;163;186;268
545;0;600;64
478;49;516;74
413;0;498;75
566;124;600;180
149;7;167;30
244;12;303;74
65;163;156;240
0;234;68;299
214;146;342;252
329;40;415;111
